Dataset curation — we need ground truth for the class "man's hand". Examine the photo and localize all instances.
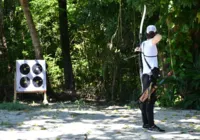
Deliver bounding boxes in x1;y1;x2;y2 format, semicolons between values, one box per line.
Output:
134;47;141;52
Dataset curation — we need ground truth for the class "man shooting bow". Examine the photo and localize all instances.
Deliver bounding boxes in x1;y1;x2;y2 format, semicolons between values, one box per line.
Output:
135;25;165;132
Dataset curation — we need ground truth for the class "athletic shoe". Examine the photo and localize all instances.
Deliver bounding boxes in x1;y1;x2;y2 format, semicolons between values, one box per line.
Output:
142;124;149;129
148;125;165;132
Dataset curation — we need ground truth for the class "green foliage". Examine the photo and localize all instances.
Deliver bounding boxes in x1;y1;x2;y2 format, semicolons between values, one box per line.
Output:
30;0;59;54
74;99;86;110
1;0;200;108
158;53;200;109
44;52;64;93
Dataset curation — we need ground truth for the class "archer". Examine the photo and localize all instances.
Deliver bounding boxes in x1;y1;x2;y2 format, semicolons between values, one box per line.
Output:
135;25;165;132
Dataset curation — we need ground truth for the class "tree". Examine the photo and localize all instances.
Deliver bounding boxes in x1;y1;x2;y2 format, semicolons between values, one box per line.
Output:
58;0;75;92
19;0;43;59
0;0;4;50
0;0;8;68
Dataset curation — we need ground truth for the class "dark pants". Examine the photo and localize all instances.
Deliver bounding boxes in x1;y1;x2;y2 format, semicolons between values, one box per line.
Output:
140;74;157;127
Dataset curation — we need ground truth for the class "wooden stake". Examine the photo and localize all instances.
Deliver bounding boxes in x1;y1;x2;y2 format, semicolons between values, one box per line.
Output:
13;72;17;103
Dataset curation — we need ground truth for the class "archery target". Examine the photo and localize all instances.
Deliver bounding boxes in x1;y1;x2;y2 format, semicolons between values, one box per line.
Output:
16;60;46;92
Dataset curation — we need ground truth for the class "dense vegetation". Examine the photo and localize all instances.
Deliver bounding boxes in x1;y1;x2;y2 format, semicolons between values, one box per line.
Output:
0;0;200;109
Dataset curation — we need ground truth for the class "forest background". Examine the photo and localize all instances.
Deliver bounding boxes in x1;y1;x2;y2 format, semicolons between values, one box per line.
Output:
0;0;200;110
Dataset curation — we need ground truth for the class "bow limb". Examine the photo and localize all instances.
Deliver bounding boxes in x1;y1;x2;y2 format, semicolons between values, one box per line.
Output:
139;5;146;44
138;5;146;92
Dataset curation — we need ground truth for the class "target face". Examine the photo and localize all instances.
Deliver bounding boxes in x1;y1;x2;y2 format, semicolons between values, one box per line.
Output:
32;63;43;75
16;60;46;92
20;77;30;88
20;64;30;75
33;76;43;87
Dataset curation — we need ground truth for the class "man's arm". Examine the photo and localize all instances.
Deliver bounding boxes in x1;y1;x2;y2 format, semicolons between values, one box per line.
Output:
152;34;162;45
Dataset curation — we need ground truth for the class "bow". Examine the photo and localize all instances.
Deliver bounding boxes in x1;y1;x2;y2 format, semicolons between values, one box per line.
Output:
124;5;147;62
138;5;146;91
139;5;146;44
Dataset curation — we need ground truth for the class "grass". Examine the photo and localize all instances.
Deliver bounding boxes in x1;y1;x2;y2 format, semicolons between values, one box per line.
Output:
0;102;29;111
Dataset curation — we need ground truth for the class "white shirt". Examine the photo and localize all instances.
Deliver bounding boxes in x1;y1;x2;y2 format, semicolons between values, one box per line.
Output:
141;39;158;75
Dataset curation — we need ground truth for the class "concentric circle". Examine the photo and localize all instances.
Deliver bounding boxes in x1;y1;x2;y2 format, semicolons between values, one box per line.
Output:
32;63;43;75
33;76;43;87
20;77;30;88
20;64;30;75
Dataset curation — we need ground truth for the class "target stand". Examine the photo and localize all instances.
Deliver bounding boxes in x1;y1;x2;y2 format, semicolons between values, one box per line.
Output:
14;60;48;104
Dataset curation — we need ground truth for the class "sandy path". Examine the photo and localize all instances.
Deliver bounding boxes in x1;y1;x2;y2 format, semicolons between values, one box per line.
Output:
0;102;199;140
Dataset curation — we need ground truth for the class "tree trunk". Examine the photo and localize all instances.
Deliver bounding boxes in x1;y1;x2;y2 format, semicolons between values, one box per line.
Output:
58;0;75;92
19;0;43;59
0;0;7;57
0;0;3;49
19;0;56;99
111;66;117;101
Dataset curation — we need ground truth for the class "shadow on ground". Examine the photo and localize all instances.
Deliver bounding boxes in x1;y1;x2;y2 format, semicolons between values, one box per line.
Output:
0;102;199;140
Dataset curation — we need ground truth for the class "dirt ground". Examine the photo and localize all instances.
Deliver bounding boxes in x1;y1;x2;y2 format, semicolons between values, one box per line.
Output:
0;102;200;140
